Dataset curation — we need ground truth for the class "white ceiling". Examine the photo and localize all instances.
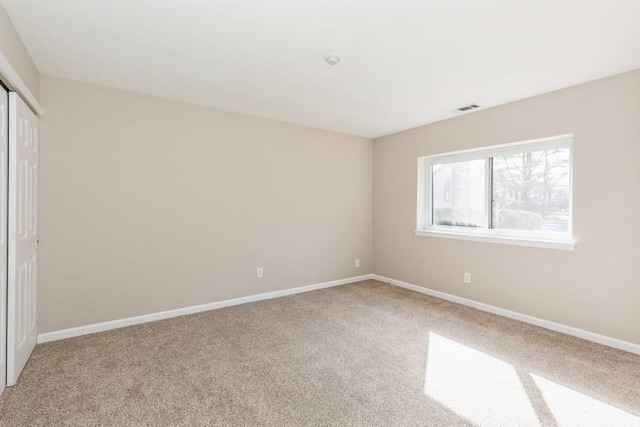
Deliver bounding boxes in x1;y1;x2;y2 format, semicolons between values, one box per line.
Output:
3;0;640;138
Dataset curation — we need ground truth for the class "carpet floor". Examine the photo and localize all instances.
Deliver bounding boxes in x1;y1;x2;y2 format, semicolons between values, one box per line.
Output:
0;280;639;426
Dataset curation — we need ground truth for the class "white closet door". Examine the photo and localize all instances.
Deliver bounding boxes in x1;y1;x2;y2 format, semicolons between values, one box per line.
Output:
0;85;8;395
7;92;38;386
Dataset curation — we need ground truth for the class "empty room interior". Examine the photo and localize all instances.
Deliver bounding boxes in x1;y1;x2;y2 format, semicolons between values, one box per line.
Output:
0;1;639;426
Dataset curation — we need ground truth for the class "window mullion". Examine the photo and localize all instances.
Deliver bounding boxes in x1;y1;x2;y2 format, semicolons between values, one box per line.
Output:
428;162;434;228
487;157;493;229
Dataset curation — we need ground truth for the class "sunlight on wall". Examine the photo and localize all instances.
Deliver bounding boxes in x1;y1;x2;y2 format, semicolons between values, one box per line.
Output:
424;332;540;427
424;332;640;427
531;374;640;426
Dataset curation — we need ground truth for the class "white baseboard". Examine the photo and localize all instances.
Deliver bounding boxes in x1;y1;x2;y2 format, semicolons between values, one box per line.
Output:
37;274;374;344
372;274;640;356
39;273;639;356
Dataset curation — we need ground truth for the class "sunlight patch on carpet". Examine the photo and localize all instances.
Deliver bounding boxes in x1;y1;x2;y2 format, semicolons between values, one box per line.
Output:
424;332;540;427
531;374;640;426
424;332;640;427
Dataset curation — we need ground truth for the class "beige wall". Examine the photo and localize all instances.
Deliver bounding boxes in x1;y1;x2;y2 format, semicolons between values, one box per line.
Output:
374;69;640;344
34;62;640;345
39;75;372;333
0;2;39;98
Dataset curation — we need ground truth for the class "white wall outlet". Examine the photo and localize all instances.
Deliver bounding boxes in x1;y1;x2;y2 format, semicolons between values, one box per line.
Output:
355;258;360;268
464;272;471;284
257;267;264;278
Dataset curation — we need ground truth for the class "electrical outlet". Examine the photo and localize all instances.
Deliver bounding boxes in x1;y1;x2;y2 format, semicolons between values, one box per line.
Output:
355;258;360;268
257;267;263;278
464;272;471;284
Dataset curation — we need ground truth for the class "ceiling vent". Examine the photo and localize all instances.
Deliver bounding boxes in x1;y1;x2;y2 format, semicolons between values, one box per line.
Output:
456;104;480;112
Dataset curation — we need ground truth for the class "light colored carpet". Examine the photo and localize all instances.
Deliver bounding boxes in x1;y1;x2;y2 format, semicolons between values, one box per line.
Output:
0;280;639;426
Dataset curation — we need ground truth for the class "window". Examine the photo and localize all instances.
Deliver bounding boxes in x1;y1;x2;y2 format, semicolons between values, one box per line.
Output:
416;135;574;250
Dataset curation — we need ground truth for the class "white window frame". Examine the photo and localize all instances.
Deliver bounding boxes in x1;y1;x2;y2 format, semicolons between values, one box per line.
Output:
416;135;575;250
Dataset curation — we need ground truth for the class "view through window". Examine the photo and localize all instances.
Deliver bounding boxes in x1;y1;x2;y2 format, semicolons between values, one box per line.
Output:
418;135;573;247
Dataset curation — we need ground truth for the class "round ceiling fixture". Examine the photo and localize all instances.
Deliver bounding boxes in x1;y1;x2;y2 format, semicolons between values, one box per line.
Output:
324;55;341;66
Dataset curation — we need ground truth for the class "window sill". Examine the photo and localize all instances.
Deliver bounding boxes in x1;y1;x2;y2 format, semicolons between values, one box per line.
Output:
414;229;575;251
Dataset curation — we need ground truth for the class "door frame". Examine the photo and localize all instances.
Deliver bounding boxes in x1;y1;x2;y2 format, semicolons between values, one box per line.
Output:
0;80;9;395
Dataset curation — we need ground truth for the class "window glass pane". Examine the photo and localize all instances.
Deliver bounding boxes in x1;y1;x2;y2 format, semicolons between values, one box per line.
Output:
492;148;570;233
432;159;486;227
